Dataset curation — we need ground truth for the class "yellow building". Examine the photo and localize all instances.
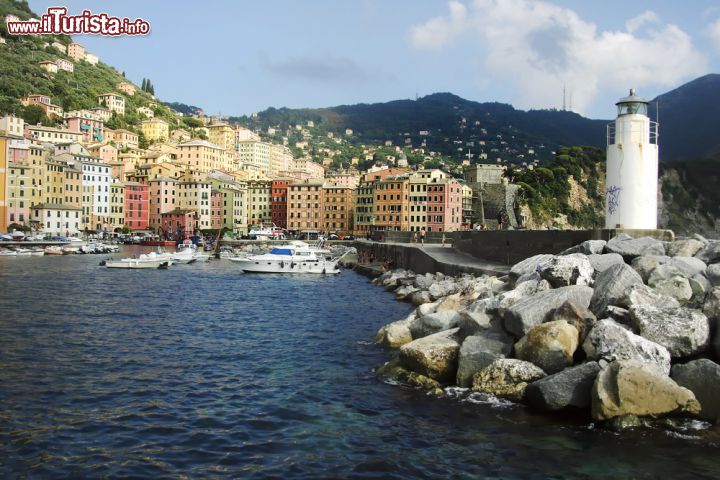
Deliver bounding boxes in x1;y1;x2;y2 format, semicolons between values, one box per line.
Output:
208;123;236;152
246;179;272;228
109;179;125;232
141;118;170;142
177;140;235;173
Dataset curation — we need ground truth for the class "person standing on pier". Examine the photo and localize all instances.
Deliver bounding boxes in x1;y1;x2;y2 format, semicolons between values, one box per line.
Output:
420;229;426;246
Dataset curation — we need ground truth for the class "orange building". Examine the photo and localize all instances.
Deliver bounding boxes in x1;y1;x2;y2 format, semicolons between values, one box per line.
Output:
287;178;324;232
322;184;355;235
373;174;409;231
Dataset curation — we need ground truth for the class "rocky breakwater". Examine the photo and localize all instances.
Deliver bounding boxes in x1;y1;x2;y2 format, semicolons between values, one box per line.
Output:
373;234;720;430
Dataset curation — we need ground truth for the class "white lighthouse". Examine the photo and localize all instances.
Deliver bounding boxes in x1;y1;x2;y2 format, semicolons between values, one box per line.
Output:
605;89;659;229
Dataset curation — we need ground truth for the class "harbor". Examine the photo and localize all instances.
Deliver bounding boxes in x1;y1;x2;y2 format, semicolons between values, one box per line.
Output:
2;248;720;478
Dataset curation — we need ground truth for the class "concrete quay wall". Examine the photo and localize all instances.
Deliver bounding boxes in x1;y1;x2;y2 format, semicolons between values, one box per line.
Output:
381;228;674;266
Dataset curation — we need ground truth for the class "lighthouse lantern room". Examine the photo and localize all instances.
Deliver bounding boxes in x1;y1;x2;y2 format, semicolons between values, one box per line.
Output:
605;88;659;229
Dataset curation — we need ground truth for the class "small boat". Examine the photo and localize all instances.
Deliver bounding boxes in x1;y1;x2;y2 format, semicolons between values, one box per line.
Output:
45;246;64;255
104;258;170;269
30;248;45;256
0;248;17;256
14;248;32;256
172;240;209;263
228;242;346;274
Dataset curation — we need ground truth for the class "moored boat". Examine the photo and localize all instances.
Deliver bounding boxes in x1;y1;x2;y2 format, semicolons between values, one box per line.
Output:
44;246;64;255
228;242;345;274
104;258;170;269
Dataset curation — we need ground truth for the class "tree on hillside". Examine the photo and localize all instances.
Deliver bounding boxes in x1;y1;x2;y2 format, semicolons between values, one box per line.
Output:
20;105;50;126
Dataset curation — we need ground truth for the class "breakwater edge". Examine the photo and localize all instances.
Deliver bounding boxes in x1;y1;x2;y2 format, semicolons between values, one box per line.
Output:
359;233;720;434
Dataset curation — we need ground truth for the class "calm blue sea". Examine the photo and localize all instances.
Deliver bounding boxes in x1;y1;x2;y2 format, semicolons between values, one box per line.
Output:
0;247;719;479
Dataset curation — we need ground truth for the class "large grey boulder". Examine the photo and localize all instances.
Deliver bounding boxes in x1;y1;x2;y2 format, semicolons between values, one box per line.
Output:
410;310;464;339
456;299;497;338
631;255;670;283
514;320;579;374
583;319;671;374
671;359;720;423
617;283;680;310
413;273;436;290
669;256;707;279
416;299;440;317
647;264;684;287
667;238;704;258
605;236;665;261
496;278;551;311
509;254;554;284
560;240;607;256
409;290;433;306
394;285;419;300
695;241;720;264
399;328;461;382
524;362;601;411
456;330;514;387
591;360;701;421
502;285;593;338
707;263;720;287
589;263;643;316
428;279;460;300
629;305;710;359
472;358;546;402
652;276;693;305
587;253;625;275
538;254;594;288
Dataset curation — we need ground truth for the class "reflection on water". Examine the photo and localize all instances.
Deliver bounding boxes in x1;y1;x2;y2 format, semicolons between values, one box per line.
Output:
0;250;718;478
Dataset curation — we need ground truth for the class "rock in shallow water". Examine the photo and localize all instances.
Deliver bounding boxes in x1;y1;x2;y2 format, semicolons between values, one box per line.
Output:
591;359;700;422
375;313;415;348
524;361;601;411
472;358;546;402
399;328;460;382
671;359;720;423
456;330;514;387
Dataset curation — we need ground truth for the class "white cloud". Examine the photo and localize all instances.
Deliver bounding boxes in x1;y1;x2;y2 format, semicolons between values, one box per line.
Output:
409;0;707;115
625;11;659;33
708;17;720;53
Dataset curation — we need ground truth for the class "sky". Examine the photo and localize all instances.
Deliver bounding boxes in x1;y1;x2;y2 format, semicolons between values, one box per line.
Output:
27;0;720;119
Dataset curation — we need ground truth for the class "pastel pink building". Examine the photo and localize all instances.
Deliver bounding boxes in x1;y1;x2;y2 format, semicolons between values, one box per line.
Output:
88;143;117;164
426;178;463;233
65;114;104;143
161;209;198;238
124;182;149;230
211;189;223;230
148;177;176;234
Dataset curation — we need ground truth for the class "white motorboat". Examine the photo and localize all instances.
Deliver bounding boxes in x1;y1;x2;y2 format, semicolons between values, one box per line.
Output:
14;248;32;256
104;258;170;269
248;225;286;240
0;248;17;256
172;240;211;263
30;248;45;256
44;246;64;255
228;242;345;274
